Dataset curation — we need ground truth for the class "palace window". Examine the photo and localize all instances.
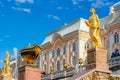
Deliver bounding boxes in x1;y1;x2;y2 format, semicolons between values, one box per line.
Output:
63;59;65;65
52;62;54;71
115;49;120;57
85;43;89;50
63;46;66;55
44;64;46;72
57;61;60;71
52;50;54;58
72;42;76;51
63;59;66;69
56;48;60;57
72;56;76;67
52;62;54;67
44;53;46;60
114;33;119;43
111;52;115;58
111;49;120;58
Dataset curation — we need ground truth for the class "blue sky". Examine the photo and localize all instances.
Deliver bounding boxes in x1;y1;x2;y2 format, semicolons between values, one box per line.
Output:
0;0;119;67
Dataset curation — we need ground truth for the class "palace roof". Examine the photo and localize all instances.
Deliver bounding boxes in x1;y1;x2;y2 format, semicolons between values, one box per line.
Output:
41;1;120;46
41;18;89;45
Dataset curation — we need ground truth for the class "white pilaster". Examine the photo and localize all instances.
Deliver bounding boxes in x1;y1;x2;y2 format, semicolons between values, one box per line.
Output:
78;36;83;59
67;41;70;65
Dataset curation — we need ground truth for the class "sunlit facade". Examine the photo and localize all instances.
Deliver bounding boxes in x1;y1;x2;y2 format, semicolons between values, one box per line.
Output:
7;2;120;80
40;2;120;78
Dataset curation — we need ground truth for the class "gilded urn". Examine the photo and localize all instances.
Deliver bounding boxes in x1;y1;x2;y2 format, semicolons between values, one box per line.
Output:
19;44;41;63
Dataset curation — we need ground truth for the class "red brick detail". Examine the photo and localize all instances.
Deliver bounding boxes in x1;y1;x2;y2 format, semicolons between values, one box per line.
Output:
86;47;109;71
18;66;41;80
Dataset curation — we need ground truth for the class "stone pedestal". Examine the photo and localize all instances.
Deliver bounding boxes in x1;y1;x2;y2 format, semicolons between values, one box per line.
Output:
2;75;12;80
86;47;109;71
18;66;41;80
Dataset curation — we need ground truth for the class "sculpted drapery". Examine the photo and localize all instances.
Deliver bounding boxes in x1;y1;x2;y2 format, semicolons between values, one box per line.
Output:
85;8;103;48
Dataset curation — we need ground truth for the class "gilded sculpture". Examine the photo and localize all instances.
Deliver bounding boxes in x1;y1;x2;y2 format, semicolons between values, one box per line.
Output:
19;44;41;66
85;8;103;48
2;51;11;76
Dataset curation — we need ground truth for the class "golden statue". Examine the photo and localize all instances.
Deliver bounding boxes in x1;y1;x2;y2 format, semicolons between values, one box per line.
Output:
85;8;103;48
2;51;11;76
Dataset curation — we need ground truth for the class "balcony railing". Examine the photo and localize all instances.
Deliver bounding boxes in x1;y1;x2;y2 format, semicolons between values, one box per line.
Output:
41;67;75;80
41;65;86;80
108;56;120;68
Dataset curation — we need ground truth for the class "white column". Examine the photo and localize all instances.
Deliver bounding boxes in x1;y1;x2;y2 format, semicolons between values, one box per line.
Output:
40;51;43;69
67;41;70;65
78;36;83;59
109;33;112;59
39;54;42;68
13;47;18;80
48;49;51;73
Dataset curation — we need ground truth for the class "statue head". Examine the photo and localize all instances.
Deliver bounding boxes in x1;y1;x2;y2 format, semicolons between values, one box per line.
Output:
6;51;10;56
90;8;95;13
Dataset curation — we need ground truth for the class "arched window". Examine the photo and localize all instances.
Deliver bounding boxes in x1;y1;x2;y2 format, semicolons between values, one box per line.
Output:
52;62;54;68
85;43;89;50
72;56;76;67
52;62;54;66
63;46;66;54
111;49;120;58
52;50;54;58
57;61;60;71
111;52;115;58
63;59;66;69
72;42;76;51
44;53;46;60
114;33;119;43
115;49;120;57
63;59;66;65
56;48;60;57
44;64;46;72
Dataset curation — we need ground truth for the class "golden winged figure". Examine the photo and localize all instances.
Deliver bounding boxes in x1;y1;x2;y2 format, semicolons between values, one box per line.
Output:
85;8;103;48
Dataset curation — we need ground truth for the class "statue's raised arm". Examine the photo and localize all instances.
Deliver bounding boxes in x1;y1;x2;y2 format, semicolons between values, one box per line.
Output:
85;8;103;48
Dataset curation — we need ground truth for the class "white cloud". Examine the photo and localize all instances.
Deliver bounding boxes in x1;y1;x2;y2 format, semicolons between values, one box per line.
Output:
56;6;69;10
79;0;84;1
12;7;31;13
22;8;31;13
16;0;26;3
4;35;10;38
105;2;113;5
72;0;84;5
65;7;69;10
72;0;79;5
48;15;60;20
91;0;113;8
49;0;58;4
78;6;83;8
15;0;34;4
88;0;95;1
53;16;60;20
56;6;63;10
7;0;11;1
